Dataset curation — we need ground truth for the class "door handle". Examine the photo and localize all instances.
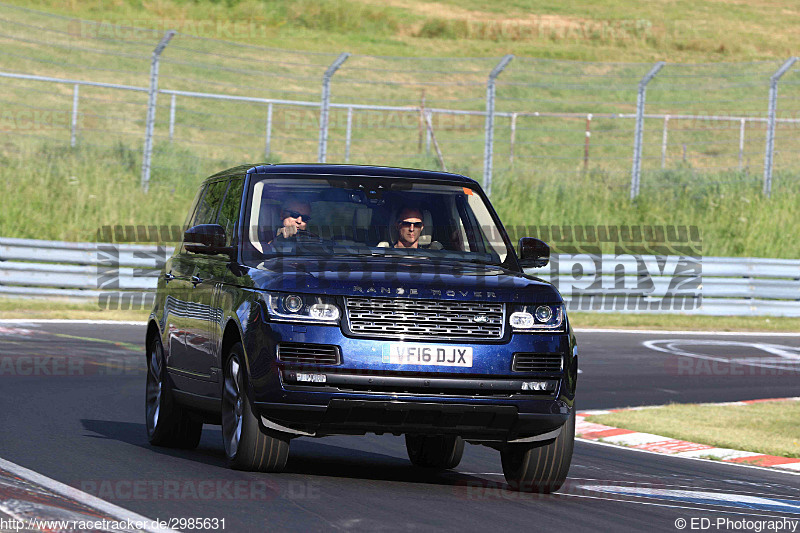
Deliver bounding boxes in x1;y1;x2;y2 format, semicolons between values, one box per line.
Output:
164;271;175;282
191;275;203;287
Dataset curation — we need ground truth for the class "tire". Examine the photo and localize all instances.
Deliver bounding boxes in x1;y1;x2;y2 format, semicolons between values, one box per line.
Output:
500;410;575;493
405;435;464;469
221;343;290;472
145;336;202;449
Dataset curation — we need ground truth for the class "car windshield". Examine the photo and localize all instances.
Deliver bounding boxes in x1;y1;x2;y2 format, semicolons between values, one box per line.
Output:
241;175;514;268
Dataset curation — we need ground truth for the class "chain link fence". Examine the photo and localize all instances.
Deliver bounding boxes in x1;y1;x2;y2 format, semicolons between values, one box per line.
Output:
1;2;799;198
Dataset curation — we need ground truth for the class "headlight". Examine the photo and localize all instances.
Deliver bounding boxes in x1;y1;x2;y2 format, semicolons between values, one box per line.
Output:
510;304;564;332
263;292;341;324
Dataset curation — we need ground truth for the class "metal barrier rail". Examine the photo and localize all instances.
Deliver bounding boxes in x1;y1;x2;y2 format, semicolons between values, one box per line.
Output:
1;237;798;316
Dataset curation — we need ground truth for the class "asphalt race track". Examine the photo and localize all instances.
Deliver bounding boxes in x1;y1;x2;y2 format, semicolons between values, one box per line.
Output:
0;322;798;532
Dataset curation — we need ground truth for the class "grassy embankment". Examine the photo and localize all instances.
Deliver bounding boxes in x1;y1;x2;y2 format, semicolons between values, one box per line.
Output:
585;401;800;459
0;1;799;325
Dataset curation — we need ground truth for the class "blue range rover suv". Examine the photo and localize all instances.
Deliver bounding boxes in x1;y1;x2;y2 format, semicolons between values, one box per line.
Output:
146;164;577;493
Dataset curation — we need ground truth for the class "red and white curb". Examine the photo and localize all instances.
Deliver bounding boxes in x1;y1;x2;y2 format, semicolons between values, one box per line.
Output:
577;397;800;472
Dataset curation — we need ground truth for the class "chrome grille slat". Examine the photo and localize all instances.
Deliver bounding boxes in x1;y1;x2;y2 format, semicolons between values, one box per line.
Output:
345;297;504;340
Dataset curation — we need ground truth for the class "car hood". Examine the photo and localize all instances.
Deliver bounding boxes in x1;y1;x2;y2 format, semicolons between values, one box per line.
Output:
247;257;561;303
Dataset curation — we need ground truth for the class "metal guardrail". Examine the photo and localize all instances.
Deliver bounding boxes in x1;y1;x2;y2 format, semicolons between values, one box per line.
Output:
1;237;798;316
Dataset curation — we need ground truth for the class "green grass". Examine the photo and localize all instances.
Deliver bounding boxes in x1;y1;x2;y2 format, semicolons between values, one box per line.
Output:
2;140;798;259
8;0;800;62
569;313;800;332
0;296;149;321
585;401;800;459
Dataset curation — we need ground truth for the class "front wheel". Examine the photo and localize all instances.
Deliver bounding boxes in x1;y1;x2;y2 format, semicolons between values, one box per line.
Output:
145;336;202;449
405;435;464;469
221;343;290;472
500;410;575;493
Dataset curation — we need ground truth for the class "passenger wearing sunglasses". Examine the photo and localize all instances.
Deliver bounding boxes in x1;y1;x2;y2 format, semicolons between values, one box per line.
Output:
394;207;426;249
275;200;312;240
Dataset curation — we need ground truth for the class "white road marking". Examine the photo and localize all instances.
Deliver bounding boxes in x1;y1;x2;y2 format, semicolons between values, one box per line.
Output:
0;456;176;532
578;439;800;477
576;484;800;514
643;339;800;372
576;328;800;336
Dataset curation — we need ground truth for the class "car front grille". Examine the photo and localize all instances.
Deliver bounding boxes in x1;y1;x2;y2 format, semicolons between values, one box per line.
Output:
512;353;563;372
344;297;504;340
277;342;341;365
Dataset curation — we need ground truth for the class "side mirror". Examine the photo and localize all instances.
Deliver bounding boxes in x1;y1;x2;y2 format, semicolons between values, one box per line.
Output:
518;237;549;268
184;224;233;256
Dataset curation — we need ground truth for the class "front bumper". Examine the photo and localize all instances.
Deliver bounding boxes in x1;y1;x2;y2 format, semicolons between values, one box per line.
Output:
243;320;577;442
254;398;569;442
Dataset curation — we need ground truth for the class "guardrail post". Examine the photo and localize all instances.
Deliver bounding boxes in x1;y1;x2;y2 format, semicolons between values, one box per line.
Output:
141;30;176;193
345;106;353;162
265;102;273;159
762;56;797;197
630;61;665;200
168;93;176;142
483;54;513;197
70;84;79;148
318;52;350;163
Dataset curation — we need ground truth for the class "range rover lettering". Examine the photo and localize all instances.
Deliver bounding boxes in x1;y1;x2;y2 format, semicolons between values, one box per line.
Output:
146;164;577;493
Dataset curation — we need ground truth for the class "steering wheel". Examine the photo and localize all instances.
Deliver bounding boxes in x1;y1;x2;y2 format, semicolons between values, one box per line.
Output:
295;229;321;240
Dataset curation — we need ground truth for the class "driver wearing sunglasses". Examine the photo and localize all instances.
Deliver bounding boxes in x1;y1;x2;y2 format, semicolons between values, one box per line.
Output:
275;200;312;239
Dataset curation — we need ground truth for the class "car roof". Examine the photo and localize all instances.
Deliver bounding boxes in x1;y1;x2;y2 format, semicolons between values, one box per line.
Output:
203;164;480;187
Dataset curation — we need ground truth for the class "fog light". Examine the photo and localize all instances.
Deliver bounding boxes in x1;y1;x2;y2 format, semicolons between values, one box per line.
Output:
295;372;327;383
284;295;303;313
521;380;554;391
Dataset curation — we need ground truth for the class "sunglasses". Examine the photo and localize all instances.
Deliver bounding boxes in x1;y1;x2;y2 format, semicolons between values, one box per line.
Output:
282;210;311;222
398;220;423;229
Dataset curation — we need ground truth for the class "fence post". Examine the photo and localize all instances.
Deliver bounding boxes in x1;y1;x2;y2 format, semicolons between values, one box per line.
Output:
424;112;447;172
418;90;425;152
584;113;592;172
265;102;273;159
739;118;745;171
168;93;176;142
70;84;79;148
509;112;517;166
483;54;514;197
425;110;432;155
762;56;797;197
318;52;350;163
630;61;665;200
141;30;176;193
345;106;353;163
660;115;669;169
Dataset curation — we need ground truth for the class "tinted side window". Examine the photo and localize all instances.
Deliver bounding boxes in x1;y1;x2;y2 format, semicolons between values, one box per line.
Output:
193;180;228;226
217;178;244;246
184;186;206;229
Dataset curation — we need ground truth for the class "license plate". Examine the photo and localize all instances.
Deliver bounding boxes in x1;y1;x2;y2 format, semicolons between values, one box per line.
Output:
384;343;473;367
